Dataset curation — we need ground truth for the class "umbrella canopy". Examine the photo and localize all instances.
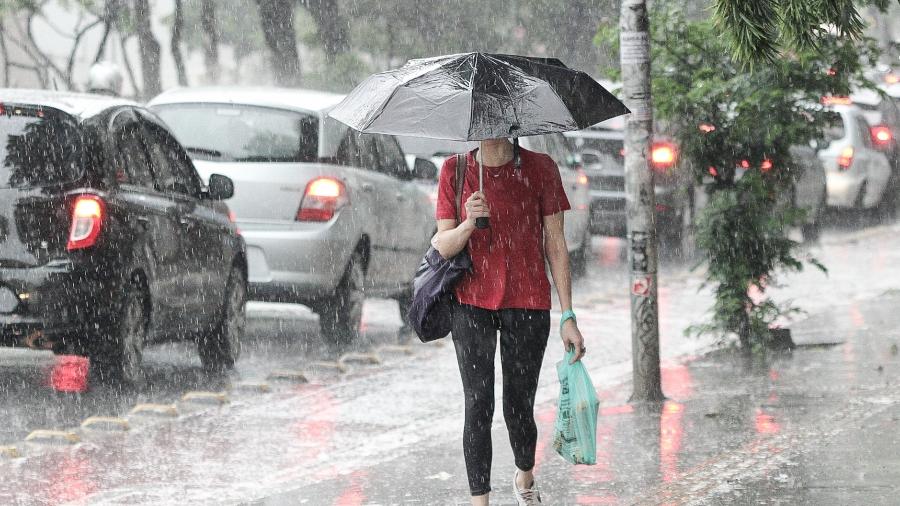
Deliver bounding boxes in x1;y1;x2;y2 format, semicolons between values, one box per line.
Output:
328;52;629;141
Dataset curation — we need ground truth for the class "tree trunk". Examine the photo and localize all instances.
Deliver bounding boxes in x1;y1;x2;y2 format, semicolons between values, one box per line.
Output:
171;0;188;86
620;0;664;403
132;0;161;99
200;0;220;84
302;0;349;63
255;0;302;86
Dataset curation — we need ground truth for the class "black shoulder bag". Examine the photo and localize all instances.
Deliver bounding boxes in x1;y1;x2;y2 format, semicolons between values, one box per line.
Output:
407;154;472;342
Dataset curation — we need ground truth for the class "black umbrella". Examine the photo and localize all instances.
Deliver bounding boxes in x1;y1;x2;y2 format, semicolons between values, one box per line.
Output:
328;52;629;228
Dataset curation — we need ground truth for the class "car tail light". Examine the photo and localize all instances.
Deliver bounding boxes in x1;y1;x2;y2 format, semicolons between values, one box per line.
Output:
577;170;589;186
650;142;677;172
838;146;854;170
886;73;899;85
698;123;716;133
739;159;751;169
296;177;348;222
67;195;105;251
760;159;773;172
871;125;893;148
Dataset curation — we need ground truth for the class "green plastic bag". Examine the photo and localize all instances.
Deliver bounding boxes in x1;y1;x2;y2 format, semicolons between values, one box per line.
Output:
553;348;600;465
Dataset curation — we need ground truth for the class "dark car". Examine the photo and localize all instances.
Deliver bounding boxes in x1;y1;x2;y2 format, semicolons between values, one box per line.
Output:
0;90;246;382
565;117;693;250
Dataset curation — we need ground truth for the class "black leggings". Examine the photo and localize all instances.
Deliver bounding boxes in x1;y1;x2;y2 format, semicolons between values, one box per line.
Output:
451;303;550;496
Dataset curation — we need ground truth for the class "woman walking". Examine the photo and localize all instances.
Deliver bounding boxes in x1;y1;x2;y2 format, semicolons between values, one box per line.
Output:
431;138;586;505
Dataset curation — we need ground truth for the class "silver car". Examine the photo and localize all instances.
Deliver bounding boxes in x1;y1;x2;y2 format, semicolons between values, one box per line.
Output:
820;103;892;210
149;87;434;343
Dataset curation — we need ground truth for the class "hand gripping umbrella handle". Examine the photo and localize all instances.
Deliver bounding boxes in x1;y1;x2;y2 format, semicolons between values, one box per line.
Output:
475;140;490;229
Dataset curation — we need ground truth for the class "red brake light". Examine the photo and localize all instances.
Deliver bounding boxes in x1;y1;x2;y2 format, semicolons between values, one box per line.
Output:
886;73;899;85
297;177;348;222
698;123;716;133
739;159;751;169
67;195;105;251
838;146;854;170
871;125;893;147
650;142;677;172
760;159;773;172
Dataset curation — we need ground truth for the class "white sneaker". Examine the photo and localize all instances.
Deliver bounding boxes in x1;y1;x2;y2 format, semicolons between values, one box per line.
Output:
513;470;542;505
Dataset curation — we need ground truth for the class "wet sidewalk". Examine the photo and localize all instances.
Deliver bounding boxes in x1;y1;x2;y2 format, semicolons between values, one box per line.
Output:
266;293;900;505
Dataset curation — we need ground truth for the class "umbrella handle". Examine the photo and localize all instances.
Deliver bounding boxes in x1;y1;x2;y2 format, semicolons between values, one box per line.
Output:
475;217;489;229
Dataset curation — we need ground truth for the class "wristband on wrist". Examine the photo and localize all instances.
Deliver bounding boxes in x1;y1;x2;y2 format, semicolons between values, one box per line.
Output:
560;309;576;330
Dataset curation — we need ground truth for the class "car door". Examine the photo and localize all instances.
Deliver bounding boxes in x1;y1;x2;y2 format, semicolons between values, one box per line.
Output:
107;107;184;337
344;132;397;291
373;134;431;285
137;115;214;332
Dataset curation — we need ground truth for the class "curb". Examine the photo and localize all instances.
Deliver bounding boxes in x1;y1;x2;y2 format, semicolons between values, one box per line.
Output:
129;403;179;418
232;382;272;393
181;391;230;405
0;446;21;458
81;416;130;432
267;370;309;383
338;352;382;366
25;430;80;445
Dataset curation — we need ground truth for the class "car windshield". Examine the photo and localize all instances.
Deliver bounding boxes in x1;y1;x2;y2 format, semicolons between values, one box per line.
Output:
154;103;319;162
0;106;83;189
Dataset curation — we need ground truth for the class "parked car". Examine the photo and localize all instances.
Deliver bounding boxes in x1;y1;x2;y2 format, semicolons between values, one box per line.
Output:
149;87;435;343
0;90;246;382
396;133;593;275
849;88;900;210
729;145;827;241
819;99;893;211
564;116;694;251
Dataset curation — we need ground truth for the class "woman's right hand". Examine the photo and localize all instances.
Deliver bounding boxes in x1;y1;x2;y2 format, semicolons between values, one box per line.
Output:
464;191;490;227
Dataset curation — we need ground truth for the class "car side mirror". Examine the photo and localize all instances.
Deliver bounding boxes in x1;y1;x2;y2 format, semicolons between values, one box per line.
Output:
207;173;234;200
413;157;439;180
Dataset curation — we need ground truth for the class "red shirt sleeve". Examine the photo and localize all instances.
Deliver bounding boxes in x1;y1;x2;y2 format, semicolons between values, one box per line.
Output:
435;155;461;221
539;154;571;216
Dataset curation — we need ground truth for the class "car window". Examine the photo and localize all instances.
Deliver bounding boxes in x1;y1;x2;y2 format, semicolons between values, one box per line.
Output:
374;135;408;179
856;116;873;149
349;132;378;170
154;103;319;163
141;122;199;196
110;111;154;188
823;112;845;143
335;132;359;167
0;106;83;189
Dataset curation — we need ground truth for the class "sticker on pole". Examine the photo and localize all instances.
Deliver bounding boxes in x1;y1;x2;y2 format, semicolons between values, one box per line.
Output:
620;31;650;65
632;275;652;297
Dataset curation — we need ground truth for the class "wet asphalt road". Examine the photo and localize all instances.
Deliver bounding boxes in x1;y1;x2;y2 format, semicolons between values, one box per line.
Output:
0;210;894;504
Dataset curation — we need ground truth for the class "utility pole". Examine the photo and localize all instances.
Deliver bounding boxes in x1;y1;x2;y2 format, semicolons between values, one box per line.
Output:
619;0;664;402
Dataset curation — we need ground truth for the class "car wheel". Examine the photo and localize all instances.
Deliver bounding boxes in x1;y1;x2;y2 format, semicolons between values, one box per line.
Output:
93;280;146;384
198;265;245;372
320;250;365;344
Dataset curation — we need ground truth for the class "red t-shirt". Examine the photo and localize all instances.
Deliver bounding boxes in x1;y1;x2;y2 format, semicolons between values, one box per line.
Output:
436;147;571;310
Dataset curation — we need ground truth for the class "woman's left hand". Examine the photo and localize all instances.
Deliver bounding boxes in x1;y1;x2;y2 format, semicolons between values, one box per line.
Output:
561;320;585;363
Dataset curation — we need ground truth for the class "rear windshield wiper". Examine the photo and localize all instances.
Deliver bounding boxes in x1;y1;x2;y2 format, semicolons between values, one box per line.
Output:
184;146;224;158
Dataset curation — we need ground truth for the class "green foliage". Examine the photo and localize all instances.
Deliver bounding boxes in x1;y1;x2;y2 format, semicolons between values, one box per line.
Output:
712;0;894;64
600;11;878;346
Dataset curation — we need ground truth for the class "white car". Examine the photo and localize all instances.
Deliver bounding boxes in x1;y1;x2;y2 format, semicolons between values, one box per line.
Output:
820;103;893;210
397;134;593;274
149;87;434;343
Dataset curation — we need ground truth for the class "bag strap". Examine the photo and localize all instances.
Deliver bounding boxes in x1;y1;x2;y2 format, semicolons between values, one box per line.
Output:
454;153;466;223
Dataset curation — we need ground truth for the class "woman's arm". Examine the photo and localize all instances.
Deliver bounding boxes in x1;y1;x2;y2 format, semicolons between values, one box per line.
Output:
544;212;586;363
431;191;489;259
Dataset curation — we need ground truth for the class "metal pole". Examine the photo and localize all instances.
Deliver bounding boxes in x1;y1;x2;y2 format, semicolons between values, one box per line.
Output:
620;0;664;402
